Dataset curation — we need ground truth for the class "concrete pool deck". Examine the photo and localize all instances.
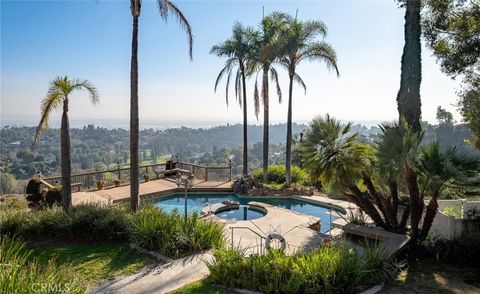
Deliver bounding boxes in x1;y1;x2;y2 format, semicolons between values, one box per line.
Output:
204;201;326;255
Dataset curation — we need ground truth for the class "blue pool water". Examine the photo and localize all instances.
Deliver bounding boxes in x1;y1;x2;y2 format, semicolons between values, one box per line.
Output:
151;193;341;233
215;205;266;221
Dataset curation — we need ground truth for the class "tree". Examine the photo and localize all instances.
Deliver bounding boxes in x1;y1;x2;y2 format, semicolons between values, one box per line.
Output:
128;0;193;212
423;0;480;146
278;16;339;186
251;12;287;182
211;22;258;176
417;143;479;238
33;76;99;210
436;105;454;125
458;82;480;148
397;0;423;132
0;173;17;194
300;115;480;240
423;0;479;79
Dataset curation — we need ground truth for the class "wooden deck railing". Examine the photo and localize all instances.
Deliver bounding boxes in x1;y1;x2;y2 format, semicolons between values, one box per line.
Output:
42;161;232;192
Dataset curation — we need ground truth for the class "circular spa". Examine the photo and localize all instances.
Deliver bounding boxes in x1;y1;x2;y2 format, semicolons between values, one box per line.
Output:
215;204;267;221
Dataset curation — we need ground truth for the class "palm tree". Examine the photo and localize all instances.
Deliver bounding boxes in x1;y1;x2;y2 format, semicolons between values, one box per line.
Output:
278;17;339;186
33;76;99;210
376;118;424;237
251;12;287;182
417;143;479;238
210;22;257;176
300;115;389;229
397;0;422;132
129;0;193;212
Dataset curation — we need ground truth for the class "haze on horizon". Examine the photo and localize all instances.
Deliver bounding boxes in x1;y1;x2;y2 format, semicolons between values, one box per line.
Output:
1;0;461;127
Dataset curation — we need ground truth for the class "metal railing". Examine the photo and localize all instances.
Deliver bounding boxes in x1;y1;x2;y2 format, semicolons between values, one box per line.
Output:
230;226;267;255
43;161;232;192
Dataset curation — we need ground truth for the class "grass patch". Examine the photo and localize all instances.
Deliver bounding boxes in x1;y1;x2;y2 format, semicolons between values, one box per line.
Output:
28;243;152;283
172;280;233;294
383;259;480;293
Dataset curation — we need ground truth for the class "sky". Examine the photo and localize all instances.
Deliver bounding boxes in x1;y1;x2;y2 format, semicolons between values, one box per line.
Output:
1;0;461;128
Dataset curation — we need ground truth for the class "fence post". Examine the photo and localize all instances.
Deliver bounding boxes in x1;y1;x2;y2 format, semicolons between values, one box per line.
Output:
205;168;209;182
229;162;232;182
117;163;121;181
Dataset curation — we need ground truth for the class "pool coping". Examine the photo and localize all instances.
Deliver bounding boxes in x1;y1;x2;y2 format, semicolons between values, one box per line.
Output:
143;191;352;216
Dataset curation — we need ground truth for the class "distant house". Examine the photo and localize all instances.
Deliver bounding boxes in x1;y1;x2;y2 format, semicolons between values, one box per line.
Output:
8;141;21;146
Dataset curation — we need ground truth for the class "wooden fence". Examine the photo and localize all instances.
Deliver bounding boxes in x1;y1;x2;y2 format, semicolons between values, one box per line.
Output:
43;161;232;192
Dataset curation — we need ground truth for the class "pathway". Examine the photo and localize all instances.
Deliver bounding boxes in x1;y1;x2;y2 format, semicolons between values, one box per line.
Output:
94;252;213;294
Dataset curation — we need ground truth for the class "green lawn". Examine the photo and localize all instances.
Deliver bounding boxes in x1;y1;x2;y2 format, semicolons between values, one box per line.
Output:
28;243;152;283
172;281;236;294
382;259;480;293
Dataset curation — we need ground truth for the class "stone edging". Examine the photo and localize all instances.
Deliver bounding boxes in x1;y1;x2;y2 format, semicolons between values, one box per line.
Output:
129;243;173;263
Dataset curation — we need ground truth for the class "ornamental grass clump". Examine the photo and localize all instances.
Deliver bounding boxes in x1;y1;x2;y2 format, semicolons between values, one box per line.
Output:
0;236;86;294
128;205;225;258
0;204;130;243
207;242;389;294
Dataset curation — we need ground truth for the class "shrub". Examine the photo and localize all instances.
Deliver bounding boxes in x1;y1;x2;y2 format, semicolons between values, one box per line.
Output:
207;242;387;294
25;178;43;208
252;165;308;185
420;233;480;268
129;205;225;258
45;187;62;208
0;204;130;243
0;195;28;211
0;236;86;293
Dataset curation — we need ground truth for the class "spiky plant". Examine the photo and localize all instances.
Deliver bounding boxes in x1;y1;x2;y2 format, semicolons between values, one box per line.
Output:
33;76;98;210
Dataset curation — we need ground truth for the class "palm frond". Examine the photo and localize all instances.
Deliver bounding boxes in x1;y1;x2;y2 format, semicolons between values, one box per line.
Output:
224;69;232;107
293;72;306;94
71;79;99;104
214;58;235;92
254;79;260;119
235;67;242;107
300;41;340;77
33;91;63;145
157;0;193;60
269;66;282;103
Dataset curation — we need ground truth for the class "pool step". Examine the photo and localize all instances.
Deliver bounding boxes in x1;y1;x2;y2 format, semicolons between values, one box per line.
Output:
331;218;348;229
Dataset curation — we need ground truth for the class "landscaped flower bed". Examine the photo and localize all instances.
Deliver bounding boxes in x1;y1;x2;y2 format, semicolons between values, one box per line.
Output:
0;203;225;259
206;242;391;294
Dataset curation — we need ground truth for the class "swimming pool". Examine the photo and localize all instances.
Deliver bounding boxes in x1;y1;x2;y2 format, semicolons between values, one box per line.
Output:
150;193;341;233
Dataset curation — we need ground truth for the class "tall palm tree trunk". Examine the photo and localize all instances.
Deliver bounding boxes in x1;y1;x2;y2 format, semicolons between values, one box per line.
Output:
60;99;72;210
406;166;423;239
241;68;248;176
420;196;439;238
397;0;422;132
130;14;140;212
262;66;270;183
285;73;294;186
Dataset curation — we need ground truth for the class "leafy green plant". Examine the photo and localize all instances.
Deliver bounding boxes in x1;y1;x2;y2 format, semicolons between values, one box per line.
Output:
0;204;130;243
252;165;308;185
442;206;461;218
0;236;86;293
0;195;28;211
206;242;387;293
420;233;480;268
348;210;368;226
129;205;225;258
